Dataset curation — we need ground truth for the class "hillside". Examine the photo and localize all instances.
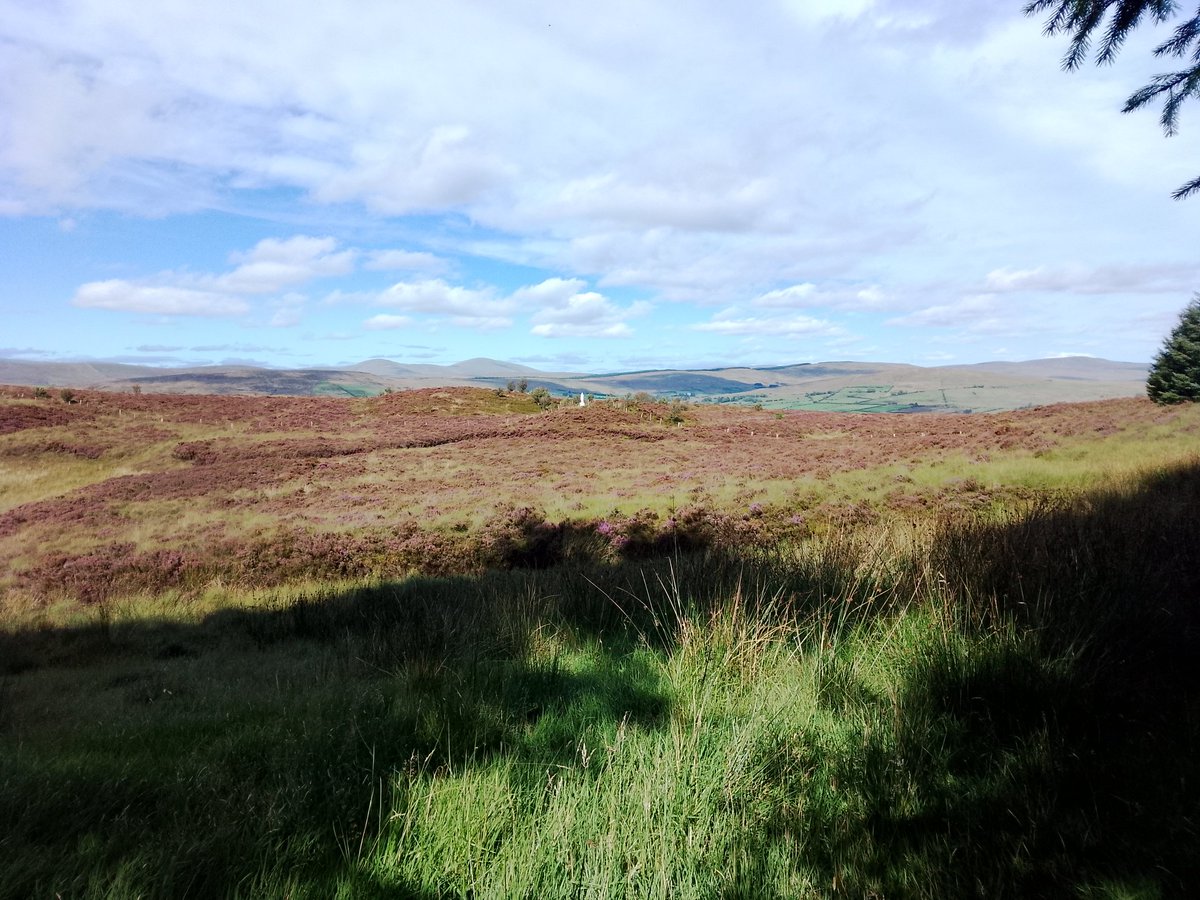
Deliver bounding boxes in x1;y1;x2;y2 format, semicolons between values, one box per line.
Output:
0;355;1147;411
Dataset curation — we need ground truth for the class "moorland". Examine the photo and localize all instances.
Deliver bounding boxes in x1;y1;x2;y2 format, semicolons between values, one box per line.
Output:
1;385;1198;898
0;353;1148;412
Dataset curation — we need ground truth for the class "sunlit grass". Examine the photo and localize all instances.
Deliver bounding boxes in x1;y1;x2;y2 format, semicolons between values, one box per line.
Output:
811;403;1200;505
0;419;230;513
0;455;113;512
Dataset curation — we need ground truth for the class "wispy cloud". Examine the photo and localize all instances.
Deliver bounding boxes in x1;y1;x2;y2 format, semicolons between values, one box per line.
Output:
363;314;413;331
984;263;1200;295
73;281;250;316
692;312;845;338
364;249;449;273
887;295;1012;333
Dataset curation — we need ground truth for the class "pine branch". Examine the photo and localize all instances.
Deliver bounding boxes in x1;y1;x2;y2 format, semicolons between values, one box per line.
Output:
1170;173;1200;198
1027;1;1200;198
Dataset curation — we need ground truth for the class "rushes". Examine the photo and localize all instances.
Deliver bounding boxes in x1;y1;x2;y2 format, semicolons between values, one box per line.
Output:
3;462;1200;897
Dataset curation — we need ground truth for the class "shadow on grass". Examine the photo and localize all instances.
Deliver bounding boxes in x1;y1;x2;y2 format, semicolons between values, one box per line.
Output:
1;459;1199;897
746;458;1200;898
0;559;716;899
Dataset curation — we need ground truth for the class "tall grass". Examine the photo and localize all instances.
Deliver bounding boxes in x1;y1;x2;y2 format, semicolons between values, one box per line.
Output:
2;462;1198;898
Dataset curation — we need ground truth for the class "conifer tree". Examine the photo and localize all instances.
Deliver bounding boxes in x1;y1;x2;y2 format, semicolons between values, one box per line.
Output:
1147;294;1200;403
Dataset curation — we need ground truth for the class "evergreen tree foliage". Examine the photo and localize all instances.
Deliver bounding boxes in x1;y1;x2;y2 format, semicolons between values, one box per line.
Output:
1026;0;1200;198
1147;294;1200;403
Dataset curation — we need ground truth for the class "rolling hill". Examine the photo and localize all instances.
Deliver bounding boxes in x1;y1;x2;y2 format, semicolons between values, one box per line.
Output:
0;355;1148;412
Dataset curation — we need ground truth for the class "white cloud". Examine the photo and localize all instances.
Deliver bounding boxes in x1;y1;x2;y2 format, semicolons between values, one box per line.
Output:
364;249;448;273
751;282;896;311
69;234;356;319
268;293;306;328
364;314;413;331
72;280;249;316
361;275;647;337
453;315;512;331
218;236;355;294
315;126;514;214
887;294;1024;337
270;309;302;327
692;312;844;338
377;279;513;330
753;283;819;307
511;277;588;308
530;321;632;339
545;174;778;232
530;291;648;339
984;263;1200;295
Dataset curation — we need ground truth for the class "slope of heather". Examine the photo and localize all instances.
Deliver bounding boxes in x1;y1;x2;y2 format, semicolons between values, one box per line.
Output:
1;384;1195;609
2;385;1199;899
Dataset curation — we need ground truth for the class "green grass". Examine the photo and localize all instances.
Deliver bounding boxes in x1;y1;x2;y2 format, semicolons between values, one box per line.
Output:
3;458;1199;898
314;382;377;398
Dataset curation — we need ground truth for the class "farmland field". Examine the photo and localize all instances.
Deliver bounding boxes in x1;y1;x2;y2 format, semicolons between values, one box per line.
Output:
1;385;1198;898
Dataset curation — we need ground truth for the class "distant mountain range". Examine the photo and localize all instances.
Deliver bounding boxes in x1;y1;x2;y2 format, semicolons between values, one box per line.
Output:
0;356;1149;412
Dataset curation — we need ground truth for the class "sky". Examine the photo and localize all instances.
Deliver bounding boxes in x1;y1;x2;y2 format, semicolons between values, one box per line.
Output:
2;0;1199;373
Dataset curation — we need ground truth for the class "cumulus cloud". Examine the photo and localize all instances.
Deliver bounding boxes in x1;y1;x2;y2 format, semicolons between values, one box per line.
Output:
354;275;647;338
376;278;514;329
530;292;649;339
216;236;355;294
510;277;588;307
70;235;356;319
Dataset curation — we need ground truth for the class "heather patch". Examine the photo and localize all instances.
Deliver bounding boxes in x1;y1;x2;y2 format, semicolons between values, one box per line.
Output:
3;391;1199;612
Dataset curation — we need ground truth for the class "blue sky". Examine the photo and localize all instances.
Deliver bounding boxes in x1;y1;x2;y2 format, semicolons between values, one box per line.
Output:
2;0;1198;373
